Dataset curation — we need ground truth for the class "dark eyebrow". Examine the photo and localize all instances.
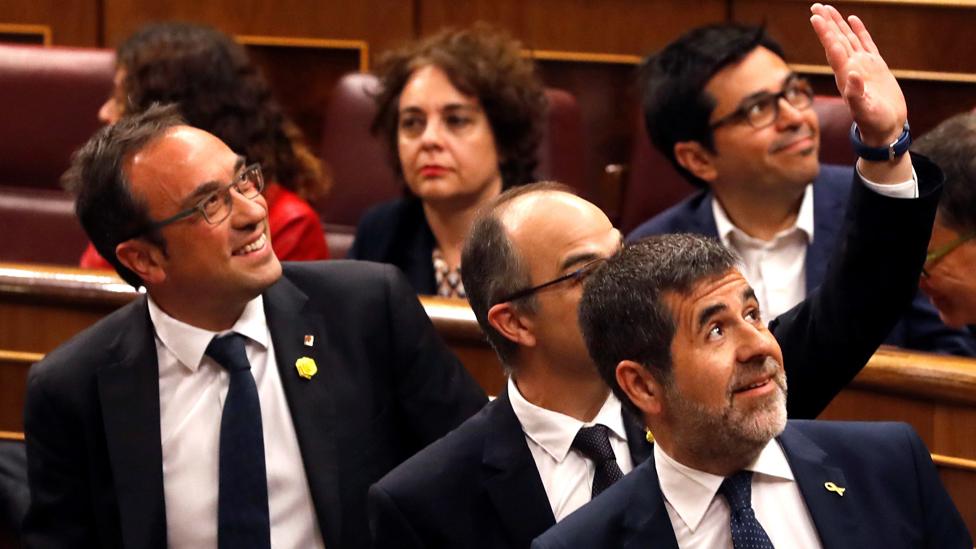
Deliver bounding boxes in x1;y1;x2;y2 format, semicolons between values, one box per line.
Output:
742;286;758;305
179;156;247;208
559;252;603;272
697;303;728;333
736;73;800;107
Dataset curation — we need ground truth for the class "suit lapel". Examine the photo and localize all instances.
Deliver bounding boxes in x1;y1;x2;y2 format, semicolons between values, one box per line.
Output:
482;392;557;546
806;176;845;294
692;192;720;238
779;424;867;549
623;412;652;465
622;457;679;549
264;275;342;548
96;299;167;549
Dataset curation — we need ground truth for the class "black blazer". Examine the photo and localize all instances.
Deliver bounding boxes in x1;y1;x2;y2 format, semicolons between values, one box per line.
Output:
22;261;488;549
532;421;971;549
348;197;438;296
366;154;945;549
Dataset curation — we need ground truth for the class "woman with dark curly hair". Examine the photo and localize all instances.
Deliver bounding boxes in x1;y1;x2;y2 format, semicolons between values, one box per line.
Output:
348;24;547;298
80;22;330;268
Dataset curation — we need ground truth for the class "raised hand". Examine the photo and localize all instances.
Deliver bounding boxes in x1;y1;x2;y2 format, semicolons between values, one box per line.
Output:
809;3;906;147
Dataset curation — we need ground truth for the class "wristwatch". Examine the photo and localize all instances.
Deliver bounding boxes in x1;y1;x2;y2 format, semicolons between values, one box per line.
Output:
849;121;911;161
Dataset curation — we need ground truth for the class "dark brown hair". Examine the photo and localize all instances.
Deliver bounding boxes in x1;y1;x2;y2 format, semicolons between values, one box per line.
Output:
372;23;547;188
116;22;329;201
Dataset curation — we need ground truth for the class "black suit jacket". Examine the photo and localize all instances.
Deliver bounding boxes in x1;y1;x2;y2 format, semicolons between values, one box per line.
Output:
532;421;971;549
367;154;945;549
22;261;487;549
348;197;438;296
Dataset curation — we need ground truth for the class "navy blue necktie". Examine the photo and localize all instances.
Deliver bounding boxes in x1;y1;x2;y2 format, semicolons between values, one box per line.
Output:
719;471;775;549
206;333;271;549
572;424;624;497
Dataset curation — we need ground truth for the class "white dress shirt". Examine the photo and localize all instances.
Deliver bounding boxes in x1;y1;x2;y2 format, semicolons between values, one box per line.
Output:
654;439;822;549
149;296;325;549
713;169;918;320
508;377;634;521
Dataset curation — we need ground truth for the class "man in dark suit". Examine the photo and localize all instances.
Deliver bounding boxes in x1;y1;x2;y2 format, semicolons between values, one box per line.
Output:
22;104;487;549
534;232;970;549
367;6;946;548
626;11;975;356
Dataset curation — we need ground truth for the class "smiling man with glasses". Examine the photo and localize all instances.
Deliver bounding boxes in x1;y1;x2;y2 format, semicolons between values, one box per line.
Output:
24;104;486;549
629;14;976;357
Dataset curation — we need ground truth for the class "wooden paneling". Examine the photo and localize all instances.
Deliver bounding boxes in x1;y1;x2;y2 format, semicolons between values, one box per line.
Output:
101;0;414;55
0;0;98;46
418;0;726;55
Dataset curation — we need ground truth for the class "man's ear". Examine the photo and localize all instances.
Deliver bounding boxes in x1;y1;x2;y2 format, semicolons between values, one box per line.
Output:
616;359;664;418
487;302;536;348
673;141;718;183
115;239;167;286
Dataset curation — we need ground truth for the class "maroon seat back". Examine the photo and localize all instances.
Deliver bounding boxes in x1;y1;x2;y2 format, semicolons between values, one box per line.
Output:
0;188;88;264
618;94;855;234
317;72;587;227
0;44;115;191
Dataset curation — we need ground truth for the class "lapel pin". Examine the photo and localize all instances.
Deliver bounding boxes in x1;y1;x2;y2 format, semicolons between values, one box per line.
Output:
303;334;314;347
645;429;655;443
824;481;846;496
295;356;318;380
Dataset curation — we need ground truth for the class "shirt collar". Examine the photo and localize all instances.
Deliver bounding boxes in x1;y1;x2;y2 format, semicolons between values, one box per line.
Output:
147;295;269;372
712;184;815;247
508;377;628;463
654;436;794;533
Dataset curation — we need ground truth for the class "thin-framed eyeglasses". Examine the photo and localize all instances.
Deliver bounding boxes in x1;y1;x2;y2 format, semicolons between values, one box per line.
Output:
127;163;264;240
494;257;608;305
709;77;815;130
921;231;975;278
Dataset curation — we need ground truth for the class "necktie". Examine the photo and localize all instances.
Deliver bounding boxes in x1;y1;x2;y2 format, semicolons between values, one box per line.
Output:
718;471;775;549
206;333;271;549
572;424;624;497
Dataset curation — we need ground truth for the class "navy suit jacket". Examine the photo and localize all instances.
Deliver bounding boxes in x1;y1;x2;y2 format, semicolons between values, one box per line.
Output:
368;155;949;549
532;421;972;549
628;164;976;356
348;197;438;296
22;261;487;549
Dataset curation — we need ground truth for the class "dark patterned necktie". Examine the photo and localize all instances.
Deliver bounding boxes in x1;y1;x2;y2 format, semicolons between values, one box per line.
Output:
571;424;624;497
206;333;271;549
718;471;775;549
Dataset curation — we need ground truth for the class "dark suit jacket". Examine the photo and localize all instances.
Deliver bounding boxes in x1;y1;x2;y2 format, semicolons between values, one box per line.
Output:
348;197;438;296
22;261;487;549
532;421;972;549
628;164;976;356
367;155;945;549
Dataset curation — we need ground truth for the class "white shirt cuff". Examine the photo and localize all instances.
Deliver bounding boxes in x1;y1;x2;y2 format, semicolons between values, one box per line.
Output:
856;164;919;199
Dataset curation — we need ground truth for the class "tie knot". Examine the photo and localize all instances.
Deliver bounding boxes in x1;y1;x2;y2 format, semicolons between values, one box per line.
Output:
206;333;251;373
572;424;616;464
719;470;755;512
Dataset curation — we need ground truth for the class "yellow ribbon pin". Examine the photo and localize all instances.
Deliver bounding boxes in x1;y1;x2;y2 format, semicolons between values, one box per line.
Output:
824;481;846;496
645;429;655;443
295;356;318;380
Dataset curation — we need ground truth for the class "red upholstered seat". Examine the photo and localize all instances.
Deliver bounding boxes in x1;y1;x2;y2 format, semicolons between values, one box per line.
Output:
0;187;88;264
316;72;587;228
0;44;115;191
617;95;855;234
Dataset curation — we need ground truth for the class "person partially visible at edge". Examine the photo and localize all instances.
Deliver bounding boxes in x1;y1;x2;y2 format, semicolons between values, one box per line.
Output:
913;112;976;336
626;8;976;356
347;24;547;299
79;21;330;268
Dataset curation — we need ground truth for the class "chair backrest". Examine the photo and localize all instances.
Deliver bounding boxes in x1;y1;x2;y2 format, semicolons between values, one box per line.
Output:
0;187;88;264
316;72;587;227
0;44;115;191
618;94;855;235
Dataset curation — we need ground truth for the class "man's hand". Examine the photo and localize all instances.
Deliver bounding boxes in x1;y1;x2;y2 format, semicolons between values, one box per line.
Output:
810;3;912;183
810;3;906;146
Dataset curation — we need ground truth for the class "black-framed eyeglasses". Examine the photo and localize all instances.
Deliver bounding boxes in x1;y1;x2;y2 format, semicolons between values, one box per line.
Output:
921;231;975;278
127;163;264;240
709;77;815;130
494;257;607;305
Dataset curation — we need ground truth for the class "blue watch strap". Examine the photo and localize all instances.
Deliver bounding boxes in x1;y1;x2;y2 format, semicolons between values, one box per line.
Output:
849;121;911;161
